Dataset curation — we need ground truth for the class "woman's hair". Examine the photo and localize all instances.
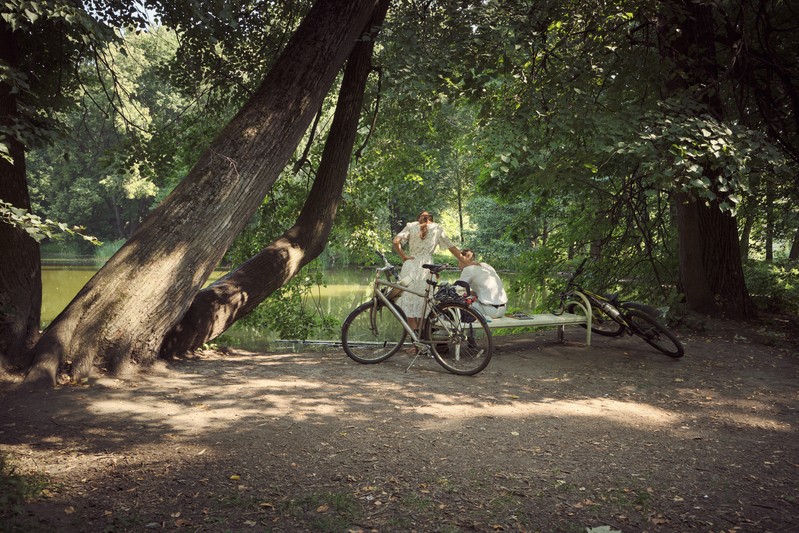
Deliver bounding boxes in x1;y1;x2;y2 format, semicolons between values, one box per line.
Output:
461;248;476;260
417;210;433;221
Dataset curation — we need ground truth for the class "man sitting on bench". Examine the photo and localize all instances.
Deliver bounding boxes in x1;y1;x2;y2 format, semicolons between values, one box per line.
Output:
457;248;508;319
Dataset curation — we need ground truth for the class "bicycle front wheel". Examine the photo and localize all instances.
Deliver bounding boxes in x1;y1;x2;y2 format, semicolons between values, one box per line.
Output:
566;302;624;337
626;309;684;358
342;301;408;364
424;302;493;376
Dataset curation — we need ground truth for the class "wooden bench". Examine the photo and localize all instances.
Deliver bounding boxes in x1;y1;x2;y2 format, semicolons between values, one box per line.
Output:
481;292;594;345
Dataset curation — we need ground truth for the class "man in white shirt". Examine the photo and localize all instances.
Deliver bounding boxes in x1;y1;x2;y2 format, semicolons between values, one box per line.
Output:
457;248;508;319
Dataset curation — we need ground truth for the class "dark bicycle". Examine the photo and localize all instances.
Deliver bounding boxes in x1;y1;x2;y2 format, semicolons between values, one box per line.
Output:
559;259;685;358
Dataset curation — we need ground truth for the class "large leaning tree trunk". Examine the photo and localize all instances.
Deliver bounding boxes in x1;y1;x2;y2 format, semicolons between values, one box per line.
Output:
0;22;41;371
160;0;390;358
659;0;756;319
24;0;382;386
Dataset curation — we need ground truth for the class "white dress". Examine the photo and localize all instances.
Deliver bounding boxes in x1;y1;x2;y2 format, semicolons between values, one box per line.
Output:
395;221;454;318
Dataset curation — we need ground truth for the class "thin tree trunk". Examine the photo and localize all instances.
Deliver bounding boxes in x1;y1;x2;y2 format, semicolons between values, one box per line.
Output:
456;169;464;244
765;179;774;262
25;0;381;386
161;0;390;357
739;211;754;260
0;22;41;370
789;227;799;261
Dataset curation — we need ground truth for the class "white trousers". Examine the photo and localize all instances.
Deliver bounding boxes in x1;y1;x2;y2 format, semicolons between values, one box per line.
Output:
472;302;506;319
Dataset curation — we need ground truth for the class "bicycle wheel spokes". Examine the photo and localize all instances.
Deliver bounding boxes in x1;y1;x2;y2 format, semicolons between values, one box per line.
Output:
626;309;684;358
425;303;493;375
342;301;407;364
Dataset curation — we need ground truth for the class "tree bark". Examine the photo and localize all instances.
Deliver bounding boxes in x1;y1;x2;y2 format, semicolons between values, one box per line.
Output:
659;0;756;319
160;0;390;357
789;227;799;261
739;211;754;260
0;22;41;371
25;0;382;386
764;179;774;262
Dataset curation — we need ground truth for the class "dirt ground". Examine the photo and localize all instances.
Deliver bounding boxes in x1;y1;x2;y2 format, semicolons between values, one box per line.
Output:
1;317;798;533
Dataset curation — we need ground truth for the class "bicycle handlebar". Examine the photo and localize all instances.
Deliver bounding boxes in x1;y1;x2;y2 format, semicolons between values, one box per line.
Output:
374;249;398;280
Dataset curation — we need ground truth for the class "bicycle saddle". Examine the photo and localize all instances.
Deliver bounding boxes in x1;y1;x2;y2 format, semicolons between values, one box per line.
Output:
423;263;449;274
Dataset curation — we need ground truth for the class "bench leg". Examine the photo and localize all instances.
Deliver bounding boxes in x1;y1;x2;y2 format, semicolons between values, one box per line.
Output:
557;325;564;342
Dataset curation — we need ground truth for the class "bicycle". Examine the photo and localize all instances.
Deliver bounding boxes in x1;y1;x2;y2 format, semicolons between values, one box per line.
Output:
559;258;685;358
341;250;494;375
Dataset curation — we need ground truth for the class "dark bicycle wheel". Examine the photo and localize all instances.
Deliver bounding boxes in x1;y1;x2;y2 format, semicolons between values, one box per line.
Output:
341;301;407;364
424;302;493;376
625;309;684;358
566;302;624;337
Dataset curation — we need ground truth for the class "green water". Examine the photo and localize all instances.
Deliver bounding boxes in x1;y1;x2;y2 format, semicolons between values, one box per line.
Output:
41;265;537;349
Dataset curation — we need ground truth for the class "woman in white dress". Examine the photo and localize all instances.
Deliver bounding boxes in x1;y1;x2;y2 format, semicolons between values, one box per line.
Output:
392;210;463;329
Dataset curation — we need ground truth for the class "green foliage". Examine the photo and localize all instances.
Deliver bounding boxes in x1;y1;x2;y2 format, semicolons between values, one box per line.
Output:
238;262;338;340
0;199;100;244
462;195;529;266
25;24;237;242
93;238;126;264
619;107;789;216
743;260;799;314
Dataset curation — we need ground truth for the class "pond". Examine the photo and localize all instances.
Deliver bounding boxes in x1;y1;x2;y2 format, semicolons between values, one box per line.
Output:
42;265;539;351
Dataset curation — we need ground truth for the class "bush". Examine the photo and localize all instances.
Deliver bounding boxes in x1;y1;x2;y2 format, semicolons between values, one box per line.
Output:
743;259;799;314
40;239;93;260
93;239;127;264
239;262;338;341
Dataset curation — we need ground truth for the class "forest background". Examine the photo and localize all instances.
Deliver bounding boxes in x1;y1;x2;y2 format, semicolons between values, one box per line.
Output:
1;0;798;383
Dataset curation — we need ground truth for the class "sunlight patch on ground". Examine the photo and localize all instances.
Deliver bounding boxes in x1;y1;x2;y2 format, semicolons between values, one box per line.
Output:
413;398;680;430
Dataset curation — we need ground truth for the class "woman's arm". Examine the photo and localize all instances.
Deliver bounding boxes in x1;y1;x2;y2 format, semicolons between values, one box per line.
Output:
393;235;410;262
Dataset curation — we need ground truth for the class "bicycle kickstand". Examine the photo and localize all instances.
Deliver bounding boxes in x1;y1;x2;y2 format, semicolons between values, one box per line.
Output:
405;342;431;373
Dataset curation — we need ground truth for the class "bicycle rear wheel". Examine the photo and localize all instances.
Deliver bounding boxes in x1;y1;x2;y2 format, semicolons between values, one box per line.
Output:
626;309;684;358
567;302;624;337
424;302;493;376
342;301;408;364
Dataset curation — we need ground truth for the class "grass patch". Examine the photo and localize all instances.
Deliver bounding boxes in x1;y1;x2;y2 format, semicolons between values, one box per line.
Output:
278;491;361;530
400;491;436;513
0;452;50;531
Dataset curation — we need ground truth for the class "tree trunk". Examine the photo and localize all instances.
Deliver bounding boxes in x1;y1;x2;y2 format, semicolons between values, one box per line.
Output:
675;191;755;316
789;227;799;261
0;22;41;371
764;179;774;262
659;0;756;319
24;0;382;386
739;211;754;260
161;0;390;358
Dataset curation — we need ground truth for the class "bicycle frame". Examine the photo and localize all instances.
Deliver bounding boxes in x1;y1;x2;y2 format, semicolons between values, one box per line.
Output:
560;258;655;336
369;267;441;347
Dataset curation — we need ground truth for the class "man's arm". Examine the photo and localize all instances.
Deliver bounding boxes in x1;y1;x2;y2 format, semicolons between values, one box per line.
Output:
448;245;463;262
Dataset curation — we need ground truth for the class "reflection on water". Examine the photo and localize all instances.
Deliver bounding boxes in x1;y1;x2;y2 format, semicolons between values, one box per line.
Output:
41;265;537;349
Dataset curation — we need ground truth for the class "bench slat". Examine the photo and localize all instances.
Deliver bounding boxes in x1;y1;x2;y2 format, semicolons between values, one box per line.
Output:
478;292;593;346
485;313;588;328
